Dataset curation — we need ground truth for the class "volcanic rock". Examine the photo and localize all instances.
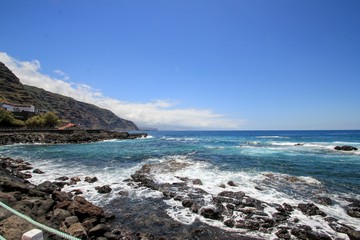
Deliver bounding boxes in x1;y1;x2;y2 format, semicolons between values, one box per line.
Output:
334;146;358;151
95;185;112;194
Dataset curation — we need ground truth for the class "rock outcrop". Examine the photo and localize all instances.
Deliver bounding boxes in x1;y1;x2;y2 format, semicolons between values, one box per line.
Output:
0;130;147;145
334;145;358;151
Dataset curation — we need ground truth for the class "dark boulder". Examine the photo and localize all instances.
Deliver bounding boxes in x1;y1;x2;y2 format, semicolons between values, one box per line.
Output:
334;145;358;151
218;191;245;199
227;181;237;187
298;203;327;216
200;207;223;220
347;229;360;240
316;196;333;206
55;176;69;181
36;181;60;194
276;228;291;239
84;176;98;183
0;177;29;194
95;185;112;194
68;196;104;221
291;225;331;240
224;219;235;228
52;191;73;202
182;199;193;208
192;179;203;185
33;169;44;174
89;224;111;237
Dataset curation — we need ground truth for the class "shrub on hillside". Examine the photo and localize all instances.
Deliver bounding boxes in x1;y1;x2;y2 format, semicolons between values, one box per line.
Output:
0;109;25;127
25;112;59;128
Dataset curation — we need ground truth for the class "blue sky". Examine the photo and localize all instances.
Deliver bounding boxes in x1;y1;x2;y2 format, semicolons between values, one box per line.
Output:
1;0;360;130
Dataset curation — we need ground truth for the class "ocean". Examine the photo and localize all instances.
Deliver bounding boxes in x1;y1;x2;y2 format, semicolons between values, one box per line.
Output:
1;130;359;239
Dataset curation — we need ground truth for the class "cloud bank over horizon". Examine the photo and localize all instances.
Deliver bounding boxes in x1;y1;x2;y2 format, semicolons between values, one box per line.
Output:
0;52;244;130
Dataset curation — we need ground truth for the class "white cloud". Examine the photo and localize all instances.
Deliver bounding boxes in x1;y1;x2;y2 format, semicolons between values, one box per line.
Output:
0;52;244;130
54;69;70;80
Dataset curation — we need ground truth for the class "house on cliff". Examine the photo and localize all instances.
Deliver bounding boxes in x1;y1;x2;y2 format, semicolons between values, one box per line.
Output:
1;102;35;113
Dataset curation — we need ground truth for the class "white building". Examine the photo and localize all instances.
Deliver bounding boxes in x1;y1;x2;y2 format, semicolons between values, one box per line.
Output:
1;102;35;113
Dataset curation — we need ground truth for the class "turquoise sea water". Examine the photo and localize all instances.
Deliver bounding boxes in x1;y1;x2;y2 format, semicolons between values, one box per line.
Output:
2;130;359;194
1;130;360;237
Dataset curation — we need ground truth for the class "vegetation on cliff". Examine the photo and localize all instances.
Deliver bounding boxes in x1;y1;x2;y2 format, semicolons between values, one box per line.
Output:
0;110;59;128
0;109;25;127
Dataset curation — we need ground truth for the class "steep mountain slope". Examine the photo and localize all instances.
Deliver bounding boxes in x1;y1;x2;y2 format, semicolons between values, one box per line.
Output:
0;62;138;131
0;62;34;103
24;85;138;130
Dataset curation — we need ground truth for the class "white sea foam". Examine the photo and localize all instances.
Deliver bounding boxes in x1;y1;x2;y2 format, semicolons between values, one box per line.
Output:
256;136;289;139
135;156;360;238
22;152;360;239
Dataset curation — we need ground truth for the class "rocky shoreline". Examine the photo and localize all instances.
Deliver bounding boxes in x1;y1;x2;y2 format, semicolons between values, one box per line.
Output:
0;156;127;239
0;130;147;145
123;160;360;240
1;156;360;239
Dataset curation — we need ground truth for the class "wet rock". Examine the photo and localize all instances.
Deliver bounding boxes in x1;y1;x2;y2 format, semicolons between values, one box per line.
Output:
276;228;291;239
224;219;235;228
235;220;260;230
200;206;223;220
219;184;226;188
191;202;203;213
70;189;83;195
95;185;112;194
347;200;360;218
334;145;358;151
241;197;263;209
14;171;32;179
105;211;116;221
0;177;29;193
192;179;203;185
174;195;184;201
227;181;236;186
70;176;81;182
214;196;241;205
36;181;60;194
272;212;289;222
283;203;294;212
117;191;129;196
52;191;73;202
328;221;354;234
85;176;98;183
182;199;193;208
218;191;245;200
68;196;105;221
67;222;88;239
53;181;67;189
55;176;69;181
316;196;333;206
347;229;360;240
291;225;331;240
131;171;161;190
89;224;111;237
298;203;326;216
33;169;44;174
347;207;360;218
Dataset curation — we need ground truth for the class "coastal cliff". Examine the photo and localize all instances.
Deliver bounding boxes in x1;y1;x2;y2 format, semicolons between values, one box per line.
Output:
0;62;138;131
